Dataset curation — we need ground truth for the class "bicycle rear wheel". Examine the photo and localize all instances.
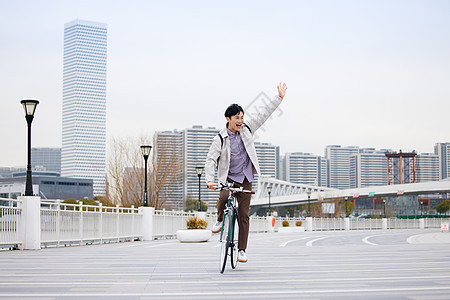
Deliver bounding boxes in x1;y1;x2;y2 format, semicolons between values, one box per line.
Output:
219;212;230;273
230;213;239;269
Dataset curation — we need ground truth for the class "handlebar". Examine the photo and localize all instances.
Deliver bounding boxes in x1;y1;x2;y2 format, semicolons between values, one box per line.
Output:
216;182;255;194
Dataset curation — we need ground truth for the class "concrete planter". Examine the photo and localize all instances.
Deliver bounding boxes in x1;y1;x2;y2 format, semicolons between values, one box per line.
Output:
176;229;212;243
294;227;305;232
278;227;294;233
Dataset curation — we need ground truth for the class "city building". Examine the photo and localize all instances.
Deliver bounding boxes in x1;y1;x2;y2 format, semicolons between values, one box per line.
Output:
0;176;93;200
61;19;107;196
416;153;440;182
325;145;360;189
349;149;388;188
184;126;220;208
283;152;329;187
435;142;450;180
153;130;185;210
254;142;280;186
31;147;61;174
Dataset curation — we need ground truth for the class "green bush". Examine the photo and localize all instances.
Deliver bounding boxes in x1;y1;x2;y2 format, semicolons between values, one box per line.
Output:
295;220;303;227
186;216;208;229
62;199;78;211
81;198;98;211
282;220;290;227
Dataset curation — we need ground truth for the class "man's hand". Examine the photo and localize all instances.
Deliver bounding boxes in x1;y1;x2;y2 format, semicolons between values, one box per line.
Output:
207;181;217;190
277;82;287;99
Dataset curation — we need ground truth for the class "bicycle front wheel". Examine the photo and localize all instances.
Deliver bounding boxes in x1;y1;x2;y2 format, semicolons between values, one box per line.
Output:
219;212;230;273
230;212;239;269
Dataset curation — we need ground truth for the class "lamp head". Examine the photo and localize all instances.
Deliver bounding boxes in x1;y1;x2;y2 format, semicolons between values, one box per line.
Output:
140;145;152;158
20;99;39;117
195;166;204;176
267;186;272;193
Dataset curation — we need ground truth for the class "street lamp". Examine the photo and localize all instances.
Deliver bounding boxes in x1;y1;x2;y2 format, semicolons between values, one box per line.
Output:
420;200;423;217
383;199;386;218
344;196;349;217
195;167;204;211
267;186;272;216
20;99;39;196
307;190;312;217
140;145;152;207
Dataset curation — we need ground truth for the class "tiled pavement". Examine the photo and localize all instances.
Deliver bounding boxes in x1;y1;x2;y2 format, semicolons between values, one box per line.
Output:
1;229;450;299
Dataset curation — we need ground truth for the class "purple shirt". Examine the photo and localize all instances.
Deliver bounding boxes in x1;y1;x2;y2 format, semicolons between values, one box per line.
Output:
227;128;253;183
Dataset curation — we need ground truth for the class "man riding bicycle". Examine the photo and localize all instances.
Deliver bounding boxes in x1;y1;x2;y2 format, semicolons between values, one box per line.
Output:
205;83;287;263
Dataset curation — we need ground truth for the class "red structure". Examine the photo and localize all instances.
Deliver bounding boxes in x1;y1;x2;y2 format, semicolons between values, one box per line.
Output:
385;151;416;185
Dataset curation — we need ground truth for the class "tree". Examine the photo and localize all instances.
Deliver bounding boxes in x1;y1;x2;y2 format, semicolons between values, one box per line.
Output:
185;198;208;212
436;200;450;214
106;135;183;210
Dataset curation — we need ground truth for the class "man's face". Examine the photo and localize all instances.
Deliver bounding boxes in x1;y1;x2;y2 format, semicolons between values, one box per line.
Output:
226;112;244;133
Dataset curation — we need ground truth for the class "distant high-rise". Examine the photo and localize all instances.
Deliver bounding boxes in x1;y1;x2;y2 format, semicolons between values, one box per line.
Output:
184;126;220;207
325;145;360;189
254;142;280;186
31;147;61;174
416;153;439;182
61;19;107;196
283;152;329;187
349;149;388;188
435;142;450;180
154;130;185;210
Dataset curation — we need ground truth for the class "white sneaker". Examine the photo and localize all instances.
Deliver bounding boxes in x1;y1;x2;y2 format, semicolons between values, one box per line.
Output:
212;221;222;233
237;250;247;263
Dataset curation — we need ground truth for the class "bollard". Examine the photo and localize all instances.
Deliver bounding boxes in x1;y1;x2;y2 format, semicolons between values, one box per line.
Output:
305;217;313;231
141;206;155;241
382;218;388;230
419;218;425;230
344;218;350;231
267;216;275;233
19;196;41;250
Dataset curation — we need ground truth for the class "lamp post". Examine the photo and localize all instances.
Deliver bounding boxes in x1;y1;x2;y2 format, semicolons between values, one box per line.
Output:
267;186;272;216
140;145;152;207
344;196;348;217
383;199;386;218
420;200;423;217
20;99;39;196
307;190;311;217
195;167;204;211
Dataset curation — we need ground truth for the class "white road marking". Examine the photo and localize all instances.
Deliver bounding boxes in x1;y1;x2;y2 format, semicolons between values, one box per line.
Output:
279;236;314;247
2;286;450;297
306;236;327;246
362;235;379;246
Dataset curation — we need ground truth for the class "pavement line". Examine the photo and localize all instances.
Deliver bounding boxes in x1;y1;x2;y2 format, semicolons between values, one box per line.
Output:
279;236;314;247
2;275;450;285
306;236;327;246
2;286;450;297
362;235;379;245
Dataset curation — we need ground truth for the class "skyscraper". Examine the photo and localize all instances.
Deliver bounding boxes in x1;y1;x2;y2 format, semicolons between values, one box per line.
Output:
153;130;185;210
349;149;388;188
435;142;450;180
62;19;107;196
325;145;360;189
416;153;439;182
254;142;280;187
31;147;61;174
283;152;329;187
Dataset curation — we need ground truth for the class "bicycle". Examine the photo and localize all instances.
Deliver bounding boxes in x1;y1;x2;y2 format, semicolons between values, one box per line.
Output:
217;182;255;274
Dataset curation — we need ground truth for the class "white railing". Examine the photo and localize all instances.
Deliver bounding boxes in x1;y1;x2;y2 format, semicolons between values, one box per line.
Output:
40;201;142;247
2;196;450;250
0;198;22;248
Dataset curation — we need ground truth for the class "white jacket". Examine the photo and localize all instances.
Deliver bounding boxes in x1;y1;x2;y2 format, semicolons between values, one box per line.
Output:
205;95;283;184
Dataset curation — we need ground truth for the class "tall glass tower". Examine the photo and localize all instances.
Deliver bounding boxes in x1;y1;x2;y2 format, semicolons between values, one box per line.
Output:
62;19;107;196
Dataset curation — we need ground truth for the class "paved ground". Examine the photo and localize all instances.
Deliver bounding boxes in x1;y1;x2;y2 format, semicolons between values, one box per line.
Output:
1;229;450;299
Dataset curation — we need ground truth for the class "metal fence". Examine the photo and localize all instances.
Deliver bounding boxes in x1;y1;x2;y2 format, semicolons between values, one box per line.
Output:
1;197;450;250
0;198;21;247
40;201;142;247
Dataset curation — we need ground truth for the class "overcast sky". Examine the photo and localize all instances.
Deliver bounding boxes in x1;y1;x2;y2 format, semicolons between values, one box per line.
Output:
1;0;449;167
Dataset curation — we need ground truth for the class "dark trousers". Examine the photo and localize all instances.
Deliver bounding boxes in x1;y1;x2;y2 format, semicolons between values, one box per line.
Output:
217;178;252;250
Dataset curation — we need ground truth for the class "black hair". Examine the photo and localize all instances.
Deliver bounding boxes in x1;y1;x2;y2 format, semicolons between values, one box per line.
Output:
224;104;244;118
